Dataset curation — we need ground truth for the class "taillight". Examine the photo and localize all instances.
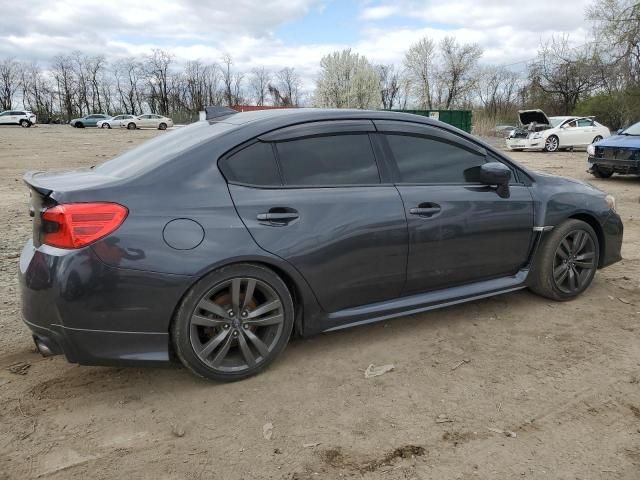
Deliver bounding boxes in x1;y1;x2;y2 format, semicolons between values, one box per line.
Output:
41;203;128;249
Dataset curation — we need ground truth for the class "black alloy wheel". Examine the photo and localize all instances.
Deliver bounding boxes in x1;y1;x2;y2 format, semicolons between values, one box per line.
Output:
552;229;597;294
172;264;294;381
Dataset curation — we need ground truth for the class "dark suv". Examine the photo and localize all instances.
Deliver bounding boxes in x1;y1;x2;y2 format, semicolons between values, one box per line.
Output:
19;109;623;381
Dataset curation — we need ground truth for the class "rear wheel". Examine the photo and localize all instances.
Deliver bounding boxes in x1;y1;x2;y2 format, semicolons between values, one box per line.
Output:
126;122;136;130
172;264;294;381
158;122;167;130
19;119;31;128
529;219;599;301
544;135;559;152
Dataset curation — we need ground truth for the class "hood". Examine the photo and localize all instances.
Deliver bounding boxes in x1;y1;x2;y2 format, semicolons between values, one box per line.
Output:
594;134;640;149
518;109;550;126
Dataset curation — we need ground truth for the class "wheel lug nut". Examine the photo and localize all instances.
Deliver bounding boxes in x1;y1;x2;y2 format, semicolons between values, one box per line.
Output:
224;324;230;329
243;324;249;329
233;331;239;337
228;310;234;317
241;311;248;317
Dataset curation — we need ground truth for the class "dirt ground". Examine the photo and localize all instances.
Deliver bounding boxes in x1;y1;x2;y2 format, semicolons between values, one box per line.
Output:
0;124;639;480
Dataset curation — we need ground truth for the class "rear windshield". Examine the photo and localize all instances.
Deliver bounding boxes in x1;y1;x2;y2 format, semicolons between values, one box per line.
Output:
95;121;235;178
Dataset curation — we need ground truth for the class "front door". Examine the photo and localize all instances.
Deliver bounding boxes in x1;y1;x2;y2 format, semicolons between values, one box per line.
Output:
222;123;409;313
375;121;534;295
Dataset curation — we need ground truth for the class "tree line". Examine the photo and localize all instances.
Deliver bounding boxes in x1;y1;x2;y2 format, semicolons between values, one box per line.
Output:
0;0;638;129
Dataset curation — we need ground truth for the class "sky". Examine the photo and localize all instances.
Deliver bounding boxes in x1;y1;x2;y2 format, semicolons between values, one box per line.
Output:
1;0;595;88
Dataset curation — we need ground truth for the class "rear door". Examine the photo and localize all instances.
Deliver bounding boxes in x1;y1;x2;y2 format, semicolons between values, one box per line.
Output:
375;121;534;295
223;121;409;313
576;118;597;144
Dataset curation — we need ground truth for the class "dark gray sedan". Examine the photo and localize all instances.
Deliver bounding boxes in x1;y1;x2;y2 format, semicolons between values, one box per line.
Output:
19;109;623;381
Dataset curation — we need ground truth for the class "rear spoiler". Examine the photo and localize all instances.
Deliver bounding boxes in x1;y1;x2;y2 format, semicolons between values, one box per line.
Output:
205;106;237;120
23;171;53;197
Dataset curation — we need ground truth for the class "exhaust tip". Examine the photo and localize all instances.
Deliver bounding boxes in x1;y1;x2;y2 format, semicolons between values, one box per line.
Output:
35;339;53;357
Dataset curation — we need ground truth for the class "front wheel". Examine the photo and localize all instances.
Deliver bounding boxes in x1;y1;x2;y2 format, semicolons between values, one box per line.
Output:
544;135;559;152
171;264;294;381
75;122;84;128
529;219;599;301
591;166;614;179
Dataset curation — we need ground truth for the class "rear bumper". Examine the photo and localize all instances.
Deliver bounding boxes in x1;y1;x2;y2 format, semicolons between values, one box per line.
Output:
18;240;192;366
588;155;640;175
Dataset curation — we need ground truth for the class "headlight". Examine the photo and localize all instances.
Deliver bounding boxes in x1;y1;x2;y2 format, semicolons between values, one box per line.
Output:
587;144;595;156
605;194;616;211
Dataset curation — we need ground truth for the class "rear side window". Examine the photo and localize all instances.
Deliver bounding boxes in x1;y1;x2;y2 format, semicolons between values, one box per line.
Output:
220;142;281;186
276;134;380;186
577;119;594;127
385;134;485;184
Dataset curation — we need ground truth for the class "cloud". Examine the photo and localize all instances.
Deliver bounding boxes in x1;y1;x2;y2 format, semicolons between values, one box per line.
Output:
0;0;596;91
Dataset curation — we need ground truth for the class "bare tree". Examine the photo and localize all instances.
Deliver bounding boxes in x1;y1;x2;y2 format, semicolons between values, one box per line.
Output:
477;66;521;119
376;64;400;109
249;67;270;106
145;49;173;115
220;54;244;106
529;36;604;114
438;36;483;109
0;57;22;110
273;67;301;106
404;38;437;109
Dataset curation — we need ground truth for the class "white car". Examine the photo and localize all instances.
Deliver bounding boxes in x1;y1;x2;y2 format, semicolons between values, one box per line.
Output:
506;110;610;152
121;114;174;130
97;114;136;129
0;110;36;127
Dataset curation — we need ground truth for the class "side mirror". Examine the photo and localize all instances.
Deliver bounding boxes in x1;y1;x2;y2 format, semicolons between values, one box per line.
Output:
480;162;512;198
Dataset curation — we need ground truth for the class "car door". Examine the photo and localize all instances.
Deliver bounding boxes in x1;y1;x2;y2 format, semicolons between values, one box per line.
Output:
375;121;534;295
223;121;409;313
576;118;597;144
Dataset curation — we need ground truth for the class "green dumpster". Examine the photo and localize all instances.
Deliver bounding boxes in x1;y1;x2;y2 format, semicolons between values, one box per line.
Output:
387;109;473;133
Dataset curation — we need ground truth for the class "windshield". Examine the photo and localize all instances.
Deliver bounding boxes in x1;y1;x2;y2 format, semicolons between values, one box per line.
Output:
549;117;566;127
622;121;640;135
95;121;236;178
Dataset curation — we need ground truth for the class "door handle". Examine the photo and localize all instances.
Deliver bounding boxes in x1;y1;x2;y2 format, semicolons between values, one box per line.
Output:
257;209;299;225
409;203;441;217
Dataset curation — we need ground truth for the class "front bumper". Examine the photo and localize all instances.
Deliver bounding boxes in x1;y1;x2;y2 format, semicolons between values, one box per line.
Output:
505;137;544;150
18;240;191;366
588;155;640;175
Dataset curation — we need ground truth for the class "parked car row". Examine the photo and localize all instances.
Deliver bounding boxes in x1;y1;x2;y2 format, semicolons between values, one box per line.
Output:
70;113;174;130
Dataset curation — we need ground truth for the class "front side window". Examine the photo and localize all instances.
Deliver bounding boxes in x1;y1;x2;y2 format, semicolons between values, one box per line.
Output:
276;134;380;186
219;142;281;186
385;134;486;184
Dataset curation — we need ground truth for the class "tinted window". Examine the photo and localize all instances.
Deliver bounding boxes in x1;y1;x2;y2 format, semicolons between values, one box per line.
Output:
276;134;379;186
386;134;486;184
577;119;594;127
10;111;24;115
220;142;280;186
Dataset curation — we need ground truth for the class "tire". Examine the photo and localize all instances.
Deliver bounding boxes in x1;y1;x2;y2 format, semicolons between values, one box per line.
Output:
126;122;136;130
528;219;599;301
592;135;603;144
591;166;614;179
101;123;111;129
171;263;294;381
544;135;559;152
19;119;31;128
75;122;84;128
158;122;167;130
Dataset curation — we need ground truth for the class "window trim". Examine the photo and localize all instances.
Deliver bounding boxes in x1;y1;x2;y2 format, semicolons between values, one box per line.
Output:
218;139;284;187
